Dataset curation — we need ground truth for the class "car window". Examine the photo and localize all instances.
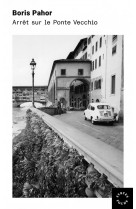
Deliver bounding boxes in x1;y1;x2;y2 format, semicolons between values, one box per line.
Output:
97;105;111;110
91;106;95;110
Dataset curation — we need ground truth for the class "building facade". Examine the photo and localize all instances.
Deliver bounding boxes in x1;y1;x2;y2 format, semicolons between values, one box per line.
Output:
67;35;124;119
48;59;91;109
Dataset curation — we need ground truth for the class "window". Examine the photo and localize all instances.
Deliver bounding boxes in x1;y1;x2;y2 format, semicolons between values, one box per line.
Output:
98;79;101;89
99;56;101;67
100;37;102;48
93;61;94;70
82;54;86;59
95;42;98;52
78;69;83;75
94;81;97;89
112;45;117;55
88;36;91;44
91;61;94;71
84;52;87;59
97;105;111;109
92;46;94;54
61;69;66;75
95;59;97;69
91;106;95;110
94;79;101;89
91;82;93;91
112;35;117;42
111;75;116;94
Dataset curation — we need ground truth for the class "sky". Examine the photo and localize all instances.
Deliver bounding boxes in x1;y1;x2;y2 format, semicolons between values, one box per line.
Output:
12;35;87;86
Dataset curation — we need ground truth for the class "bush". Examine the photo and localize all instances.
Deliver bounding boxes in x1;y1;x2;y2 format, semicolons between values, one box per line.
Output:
13;111;88;197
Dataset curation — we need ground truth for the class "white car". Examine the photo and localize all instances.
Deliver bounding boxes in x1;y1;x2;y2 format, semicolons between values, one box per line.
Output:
84;103;114;125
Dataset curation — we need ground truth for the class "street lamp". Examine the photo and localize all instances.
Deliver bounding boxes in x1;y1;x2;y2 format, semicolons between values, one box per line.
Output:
30;58;36;107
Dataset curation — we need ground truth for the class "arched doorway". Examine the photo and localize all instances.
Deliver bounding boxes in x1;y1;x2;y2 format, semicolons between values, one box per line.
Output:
69;79;89;109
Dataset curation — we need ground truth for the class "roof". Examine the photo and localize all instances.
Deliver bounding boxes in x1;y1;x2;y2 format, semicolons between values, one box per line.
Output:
67;51;75;59
70;38;87;58
48;59;92;87
66;38;87;59
73;38;87;54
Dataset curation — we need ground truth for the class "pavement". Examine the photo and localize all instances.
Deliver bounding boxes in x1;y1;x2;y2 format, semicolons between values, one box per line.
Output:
54;111;123;151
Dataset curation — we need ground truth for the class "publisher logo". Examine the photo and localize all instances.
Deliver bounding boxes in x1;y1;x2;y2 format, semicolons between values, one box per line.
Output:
112;188;133;209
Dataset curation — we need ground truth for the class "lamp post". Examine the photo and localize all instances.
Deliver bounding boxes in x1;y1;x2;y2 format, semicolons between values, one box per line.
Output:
30;58;36;107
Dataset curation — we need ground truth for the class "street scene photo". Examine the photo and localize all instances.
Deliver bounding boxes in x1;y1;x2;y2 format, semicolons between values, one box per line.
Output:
13;35;124;198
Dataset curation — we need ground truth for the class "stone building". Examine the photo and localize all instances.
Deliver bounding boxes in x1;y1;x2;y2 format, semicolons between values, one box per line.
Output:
48;59;91;109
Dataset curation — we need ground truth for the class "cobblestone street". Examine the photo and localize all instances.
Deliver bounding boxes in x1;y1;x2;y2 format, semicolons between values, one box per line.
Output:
54;111;123;151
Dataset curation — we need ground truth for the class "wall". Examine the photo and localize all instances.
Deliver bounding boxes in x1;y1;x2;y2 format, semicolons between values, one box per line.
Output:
81;35;123;118
55;62;91;77
89;35;107;102
48;69;56;104
56;62;90;107
106;35;123;112
38;107;58;115
48;61;91;107
119;88;124;121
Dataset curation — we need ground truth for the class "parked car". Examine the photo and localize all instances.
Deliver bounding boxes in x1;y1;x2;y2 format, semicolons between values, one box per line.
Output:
84;103;114;125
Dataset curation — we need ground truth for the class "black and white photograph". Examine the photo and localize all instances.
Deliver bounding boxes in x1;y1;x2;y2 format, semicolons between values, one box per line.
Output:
12;35;124;198
1;0;136;208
